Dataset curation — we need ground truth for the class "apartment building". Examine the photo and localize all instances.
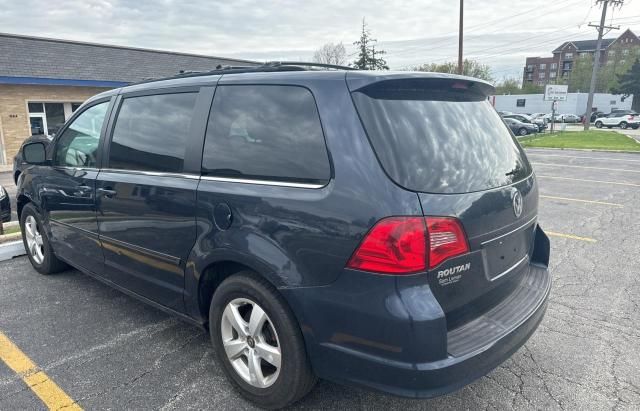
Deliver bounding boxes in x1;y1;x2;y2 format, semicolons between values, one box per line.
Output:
523;29;639;86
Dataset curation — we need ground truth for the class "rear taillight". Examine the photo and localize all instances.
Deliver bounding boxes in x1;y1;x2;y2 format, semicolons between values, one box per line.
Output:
346;216;469;274
426;217;470;269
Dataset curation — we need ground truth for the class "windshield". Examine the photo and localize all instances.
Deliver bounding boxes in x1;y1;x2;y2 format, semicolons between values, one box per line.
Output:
352;81;532;194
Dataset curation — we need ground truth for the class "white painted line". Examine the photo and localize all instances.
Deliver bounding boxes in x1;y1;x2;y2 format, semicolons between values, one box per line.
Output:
540;195;623;207
0;241;26;262
537;175;640;187
532;162;640;174
526;152;640;163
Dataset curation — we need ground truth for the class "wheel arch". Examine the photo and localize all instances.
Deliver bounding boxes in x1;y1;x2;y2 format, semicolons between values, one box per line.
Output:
187;255;288;327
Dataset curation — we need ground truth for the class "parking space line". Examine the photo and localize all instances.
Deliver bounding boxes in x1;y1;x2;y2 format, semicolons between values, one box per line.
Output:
0;331;81;410
525;152;640;163
537;175;640;187
532;162;640;174
540;195;624;208
546;231;597;243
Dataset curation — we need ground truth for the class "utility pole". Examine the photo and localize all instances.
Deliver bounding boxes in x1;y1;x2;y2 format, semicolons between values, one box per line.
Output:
584;0;623;130
458;0;464;75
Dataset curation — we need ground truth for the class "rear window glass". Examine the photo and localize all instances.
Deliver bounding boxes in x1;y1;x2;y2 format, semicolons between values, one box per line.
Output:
109;92;197;173
352;80;531;194
202;85;330;184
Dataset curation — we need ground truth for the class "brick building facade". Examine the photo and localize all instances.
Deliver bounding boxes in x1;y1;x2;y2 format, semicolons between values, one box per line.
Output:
0;33;256;167
523;29;639;86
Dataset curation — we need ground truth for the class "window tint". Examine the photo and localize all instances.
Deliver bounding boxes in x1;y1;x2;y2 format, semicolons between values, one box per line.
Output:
54;102;108;167
351;80;531;194
202;85;330;184
109;93;197;173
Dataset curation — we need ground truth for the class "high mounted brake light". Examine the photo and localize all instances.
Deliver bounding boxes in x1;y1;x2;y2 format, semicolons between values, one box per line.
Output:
346;216;469;274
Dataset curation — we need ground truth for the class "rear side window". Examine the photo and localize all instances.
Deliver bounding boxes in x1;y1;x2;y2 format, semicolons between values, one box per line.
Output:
352;79;531;194
202;85;330;184
109;92;197;173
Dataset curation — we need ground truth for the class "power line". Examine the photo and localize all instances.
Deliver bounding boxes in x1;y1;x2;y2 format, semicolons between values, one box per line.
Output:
384;0;583;58
584;0;625;131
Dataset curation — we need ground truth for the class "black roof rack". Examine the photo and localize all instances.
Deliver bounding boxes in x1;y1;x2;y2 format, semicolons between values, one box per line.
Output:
131;61;355;86
263;61;355;71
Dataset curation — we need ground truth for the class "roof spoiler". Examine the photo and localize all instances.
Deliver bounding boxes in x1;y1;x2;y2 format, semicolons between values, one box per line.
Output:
346;72;495;97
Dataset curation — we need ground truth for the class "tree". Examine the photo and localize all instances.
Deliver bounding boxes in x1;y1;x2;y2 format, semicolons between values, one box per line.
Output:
566;54;593;93
312;42;347;66
412;59;493;81
494;77;521;94
611;57;640;112
352;18;389;70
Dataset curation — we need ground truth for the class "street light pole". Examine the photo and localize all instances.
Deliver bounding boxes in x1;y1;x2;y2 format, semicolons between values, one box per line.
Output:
458;0;464;75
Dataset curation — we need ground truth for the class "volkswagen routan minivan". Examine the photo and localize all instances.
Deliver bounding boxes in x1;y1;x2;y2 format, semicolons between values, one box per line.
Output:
17;63;551;409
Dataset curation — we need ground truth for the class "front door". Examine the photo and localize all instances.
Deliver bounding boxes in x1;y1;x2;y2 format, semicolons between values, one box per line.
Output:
96;90;202;311
43;100;111;273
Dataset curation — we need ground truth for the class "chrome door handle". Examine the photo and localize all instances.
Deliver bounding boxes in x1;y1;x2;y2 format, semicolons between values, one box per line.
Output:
97;188;117;198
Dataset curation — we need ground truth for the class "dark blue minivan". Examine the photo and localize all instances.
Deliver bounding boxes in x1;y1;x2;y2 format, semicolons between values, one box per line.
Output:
17;64;550;409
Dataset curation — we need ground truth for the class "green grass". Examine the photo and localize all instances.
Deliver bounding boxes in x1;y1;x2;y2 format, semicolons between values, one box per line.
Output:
0;225;21;236
520;130;640;151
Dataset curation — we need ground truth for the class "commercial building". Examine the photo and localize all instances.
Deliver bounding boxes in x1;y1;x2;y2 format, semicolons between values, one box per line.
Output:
0;33;257;167
523;29;639;86
492;92;633;116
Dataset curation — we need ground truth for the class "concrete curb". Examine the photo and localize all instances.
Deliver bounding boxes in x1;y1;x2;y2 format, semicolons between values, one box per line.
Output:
0;241;25;262
0;232;22;244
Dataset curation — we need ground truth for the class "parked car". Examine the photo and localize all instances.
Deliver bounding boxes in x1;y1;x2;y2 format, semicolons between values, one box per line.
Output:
607;109;636;117
13;134;54;185
559;114;581;123
503;114;546;132
589;111;606;123
17;64;550;409
503;117;539;136
594;112;640;129
0;185;10;222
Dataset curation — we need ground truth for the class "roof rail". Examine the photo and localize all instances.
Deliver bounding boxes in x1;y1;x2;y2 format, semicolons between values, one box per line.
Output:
130;61;355;86
263;61;356;71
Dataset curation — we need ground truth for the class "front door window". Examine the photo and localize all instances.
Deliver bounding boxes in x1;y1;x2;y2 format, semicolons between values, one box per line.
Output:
54;102;109;168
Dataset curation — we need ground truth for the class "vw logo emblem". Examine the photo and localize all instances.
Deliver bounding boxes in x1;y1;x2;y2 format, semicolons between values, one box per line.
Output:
512;190;523;218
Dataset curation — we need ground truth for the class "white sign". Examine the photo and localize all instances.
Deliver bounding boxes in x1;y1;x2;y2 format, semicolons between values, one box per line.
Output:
544;85;568;101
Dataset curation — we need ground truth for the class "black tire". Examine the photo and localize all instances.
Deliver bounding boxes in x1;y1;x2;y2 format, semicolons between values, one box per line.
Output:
20;203;68;275
518;128;528;136
620;121;628;129
631;125;639;130
595;121;603;128
210;271;317;409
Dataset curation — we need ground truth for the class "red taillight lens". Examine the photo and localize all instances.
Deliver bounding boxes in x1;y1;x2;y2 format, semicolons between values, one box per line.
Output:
346;216;470;274
426;217;470;269
346;217;426;274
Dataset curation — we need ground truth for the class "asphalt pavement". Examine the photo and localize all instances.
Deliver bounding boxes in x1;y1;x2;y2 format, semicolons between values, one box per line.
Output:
0;148;639;410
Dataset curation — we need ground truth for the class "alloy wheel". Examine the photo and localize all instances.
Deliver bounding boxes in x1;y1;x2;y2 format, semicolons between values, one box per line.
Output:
24;215;44;264
221;298;282;388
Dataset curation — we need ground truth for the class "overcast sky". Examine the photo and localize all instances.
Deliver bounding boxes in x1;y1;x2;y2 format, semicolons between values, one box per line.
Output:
1;0;639;81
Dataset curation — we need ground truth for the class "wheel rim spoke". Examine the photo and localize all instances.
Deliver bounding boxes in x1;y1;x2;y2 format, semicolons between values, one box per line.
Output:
223;339;247;360
254;342;281;368
247;350;266;388
248;304;267;336
223;304;249;337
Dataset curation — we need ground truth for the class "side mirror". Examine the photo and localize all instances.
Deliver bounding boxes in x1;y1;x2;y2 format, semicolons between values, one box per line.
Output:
23;142;48;165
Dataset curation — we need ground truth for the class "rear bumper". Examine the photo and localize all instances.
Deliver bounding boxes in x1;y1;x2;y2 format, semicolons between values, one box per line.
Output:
282;262;550;398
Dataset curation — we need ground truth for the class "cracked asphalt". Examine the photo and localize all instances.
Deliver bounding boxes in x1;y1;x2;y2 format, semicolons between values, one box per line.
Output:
1;148;639;410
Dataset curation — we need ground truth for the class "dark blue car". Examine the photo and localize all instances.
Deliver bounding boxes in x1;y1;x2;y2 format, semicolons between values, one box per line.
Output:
16;63;550;409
